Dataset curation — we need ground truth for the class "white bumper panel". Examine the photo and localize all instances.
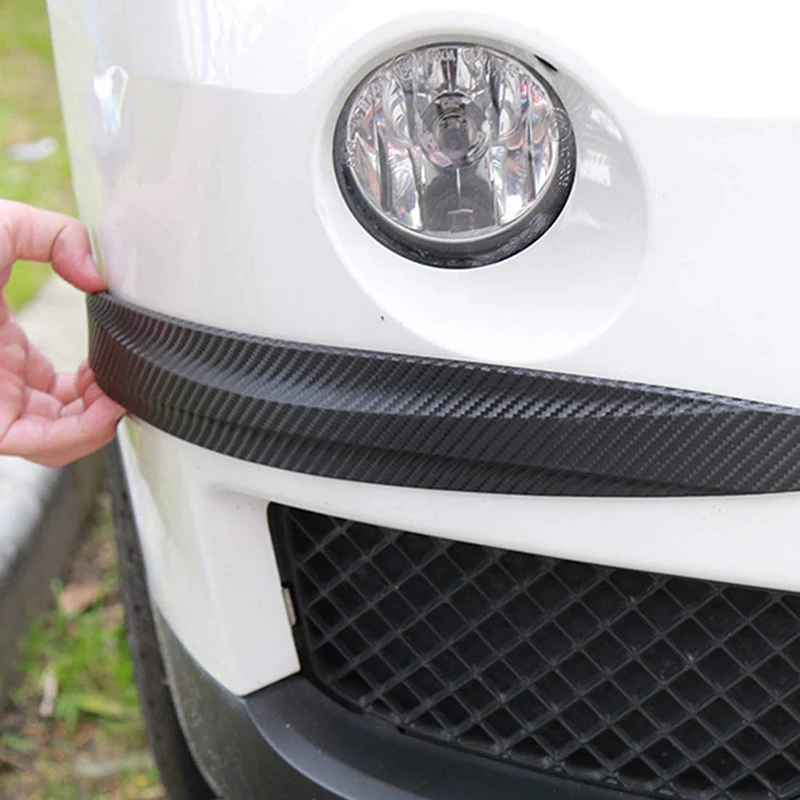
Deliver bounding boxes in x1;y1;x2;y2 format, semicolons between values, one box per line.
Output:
121;419;800;696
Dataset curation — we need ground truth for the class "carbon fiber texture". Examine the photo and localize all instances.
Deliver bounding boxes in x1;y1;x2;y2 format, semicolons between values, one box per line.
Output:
87;292;800;496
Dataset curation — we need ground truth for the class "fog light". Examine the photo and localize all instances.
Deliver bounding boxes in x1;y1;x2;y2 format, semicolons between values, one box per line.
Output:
335;43;575;268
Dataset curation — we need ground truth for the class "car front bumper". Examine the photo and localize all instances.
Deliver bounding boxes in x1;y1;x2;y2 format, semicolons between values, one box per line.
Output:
94;293;800;800
46;1;800;796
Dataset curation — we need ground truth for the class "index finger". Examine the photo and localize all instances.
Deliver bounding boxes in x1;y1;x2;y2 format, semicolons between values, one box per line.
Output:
0;199;105;294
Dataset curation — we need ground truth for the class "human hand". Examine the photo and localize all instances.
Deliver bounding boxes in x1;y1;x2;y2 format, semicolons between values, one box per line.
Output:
0;200;125;467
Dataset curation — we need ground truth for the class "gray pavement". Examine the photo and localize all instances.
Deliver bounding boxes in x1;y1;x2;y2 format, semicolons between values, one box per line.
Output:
0;279;105;685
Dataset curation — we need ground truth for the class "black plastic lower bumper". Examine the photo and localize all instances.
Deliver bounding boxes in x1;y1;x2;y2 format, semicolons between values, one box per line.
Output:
157;614;644;800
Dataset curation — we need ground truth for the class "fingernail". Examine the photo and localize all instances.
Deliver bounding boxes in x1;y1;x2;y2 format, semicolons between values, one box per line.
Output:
84;254;99;274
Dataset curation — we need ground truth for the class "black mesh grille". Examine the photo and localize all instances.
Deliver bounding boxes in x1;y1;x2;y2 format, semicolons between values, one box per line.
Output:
269;504;800;800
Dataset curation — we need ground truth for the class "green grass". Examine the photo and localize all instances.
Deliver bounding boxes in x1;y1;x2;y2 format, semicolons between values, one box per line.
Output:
11;556;139;733
1;503;163;799
4;263;51;312
0;0;75;311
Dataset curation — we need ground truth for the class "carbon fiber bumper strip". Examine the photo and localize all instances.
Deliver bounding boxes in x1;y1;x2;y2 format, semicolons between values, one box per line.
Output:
88;292;800;496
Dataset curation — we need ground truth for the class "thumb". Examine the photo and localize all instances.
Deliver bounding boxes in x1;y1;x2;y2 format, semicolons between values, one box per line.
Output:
0;200;105;294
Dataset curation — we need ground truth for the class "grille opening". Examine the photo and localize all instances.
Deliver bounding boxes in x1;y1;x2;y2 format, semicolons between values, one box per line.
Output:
269;504;800;800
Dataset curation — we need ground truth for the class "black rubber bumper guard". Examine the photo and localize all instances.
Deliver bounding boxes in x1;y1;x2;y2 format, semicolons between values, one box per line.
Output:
87;292;800;497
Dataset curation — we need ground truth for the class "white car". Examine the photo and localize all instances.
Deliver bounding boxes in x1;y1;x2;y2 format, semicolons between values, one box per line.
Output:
49;2;800;798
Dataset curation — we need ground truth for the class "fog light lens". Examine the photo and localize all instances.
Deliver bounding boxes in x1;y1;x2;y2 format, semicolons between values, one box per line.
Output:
335;43;575;268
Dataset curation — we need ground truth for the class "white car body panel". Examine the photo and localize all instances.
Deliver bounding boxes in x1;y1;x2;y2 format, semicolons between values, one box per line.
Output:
119;420;800;696
48;0;800;694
